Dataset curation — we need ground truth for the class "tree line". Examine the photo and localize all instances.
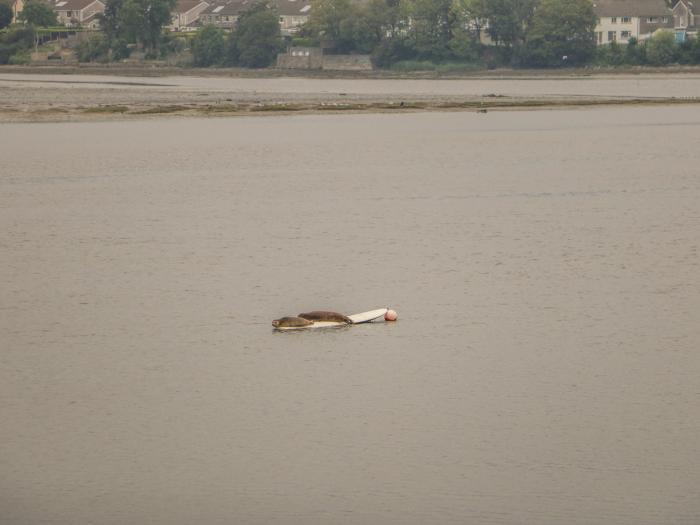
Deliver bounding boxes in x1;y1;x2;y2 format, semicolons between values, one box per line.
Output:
3;0;700;68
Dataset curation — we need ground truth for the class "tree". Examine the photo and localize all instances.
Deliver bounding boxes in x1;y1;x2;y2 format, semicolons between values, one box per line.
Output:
307;0;358;52
522;0;597;67
192;24;225;66
19;0;57;26
0;2;13;30
98;0;126;42
407;0;458;60
229;2;281;68
470;0;535;49
99;0;175;55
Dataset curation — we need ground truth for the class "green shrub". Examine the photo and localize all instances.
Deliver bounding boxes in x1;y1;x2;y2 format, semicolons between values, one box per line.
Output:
646;31;677;65
191;24;225;66
73;33;109;62
0;26;35;64
8;50;30;64
290;36;318;47
371;38;415;68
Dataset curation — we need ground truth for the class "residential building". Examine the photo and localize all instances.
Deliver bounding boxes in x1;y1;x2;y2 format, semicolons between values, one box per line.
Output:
198;0;249;29
170;0;209;30
275;0;311;36
198;0;309;32
8;0;24;23
51;0;105;27
672;0;699;41
592;0;673;44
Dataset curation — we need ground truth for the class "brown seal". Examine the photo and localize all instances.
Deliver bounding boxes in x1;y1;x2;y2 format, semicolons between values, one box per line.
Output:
298;311;353;324
272;316;314;328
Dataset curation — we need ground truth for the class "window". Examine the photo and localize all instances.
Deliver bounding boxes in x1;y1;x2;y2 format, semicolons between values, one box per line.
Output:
621;30;631;38
611;17;617;23
622;17;631;23
596;31;602;44
647;16;657;23
608;31;616;41
662;16;669;23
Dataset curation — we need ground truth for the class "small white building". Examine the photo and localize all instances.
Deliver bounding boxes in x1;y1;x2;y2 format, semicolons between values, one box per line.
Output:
592;0;672;45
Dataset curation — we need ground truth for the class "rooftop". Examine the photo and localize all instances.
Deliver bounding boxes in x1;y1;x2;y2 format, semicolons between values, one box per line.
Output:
592;0;671;17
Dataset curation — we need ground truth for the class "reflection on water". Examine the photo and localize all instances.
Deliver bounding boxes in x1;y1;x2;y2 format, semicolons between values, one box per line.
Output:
1;107;699;525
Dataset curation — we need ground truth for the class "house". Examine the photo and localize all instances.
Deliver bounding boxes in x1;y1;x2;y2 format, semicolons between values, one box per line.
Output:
592;0;673;44
51;0;105;27
198;0;249;29
672;0;699;42
199;0;309;33
274;0;311;36
169;0;209;30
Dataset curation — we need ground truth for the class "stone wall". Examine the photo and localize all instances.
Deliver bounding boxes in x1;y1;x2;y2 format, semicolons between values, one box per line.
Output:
276;46;323;69
276;47;372;71
321;54;372;71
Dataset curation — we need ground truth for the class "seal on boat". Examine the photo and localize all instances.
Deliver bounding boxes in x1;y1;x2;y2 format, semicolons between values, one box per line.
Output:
298;311;353;324
272;316;314;328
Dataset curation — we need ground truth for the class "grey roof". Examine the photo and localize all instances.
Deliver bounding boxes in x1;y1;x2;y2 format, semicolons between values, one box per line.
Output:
274;0;311;16
173;0;208;13
51;0;103;11
201;0;249;16
592;0;671;17
201;0;309;16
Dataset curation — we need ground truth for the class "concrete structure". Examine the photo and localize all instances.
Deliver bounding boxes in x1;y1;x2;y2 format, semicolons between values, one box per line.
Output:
277;47;372;71
277;46;323;69
51;0;105;27
170;0;209;30
592;0;673;44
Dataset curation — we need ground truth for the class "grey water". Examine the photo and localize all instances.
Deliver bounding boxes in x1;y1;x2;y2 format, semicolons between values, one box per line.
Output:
1;107;699;525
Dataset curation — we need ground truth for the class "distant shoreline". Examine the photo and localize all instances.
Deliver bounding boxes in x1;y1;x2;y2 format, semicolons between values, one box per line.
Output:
4;63;700;79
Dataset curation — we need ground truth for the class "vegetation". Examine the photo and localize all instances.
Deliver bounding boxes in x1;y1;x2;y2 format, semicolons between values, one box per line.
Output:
521;0;597;67
7;0;700;70
0;1;13;30
192;24;226;66
19;0;57;26
228;1;282;67
0;26;35;64
98;0;176;57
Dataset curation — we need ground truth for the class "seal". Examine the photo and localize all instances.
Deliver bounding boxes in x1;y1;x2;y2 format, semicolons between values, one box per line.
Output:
272;316;314;328
298;311;353;324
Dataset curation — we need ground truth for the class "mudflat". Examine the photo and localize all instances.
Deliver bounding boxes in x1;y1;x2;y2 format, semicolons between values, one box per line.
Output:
2;70;700;121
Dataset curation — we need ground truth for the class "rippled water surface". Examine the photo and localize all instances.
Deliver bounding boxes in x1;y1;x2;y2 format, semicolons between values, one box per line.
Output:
2;107;699;525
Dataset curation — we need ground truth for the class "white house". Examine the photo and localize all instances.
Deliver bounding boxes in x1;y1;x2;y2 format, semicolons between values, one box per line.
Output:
592;0;673;44
170;0;209;30
52;0;105;27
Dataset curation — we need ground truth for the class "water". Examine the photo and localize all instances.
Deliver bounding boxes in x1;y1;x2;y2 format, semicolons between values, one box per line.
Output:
2;107;699;524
